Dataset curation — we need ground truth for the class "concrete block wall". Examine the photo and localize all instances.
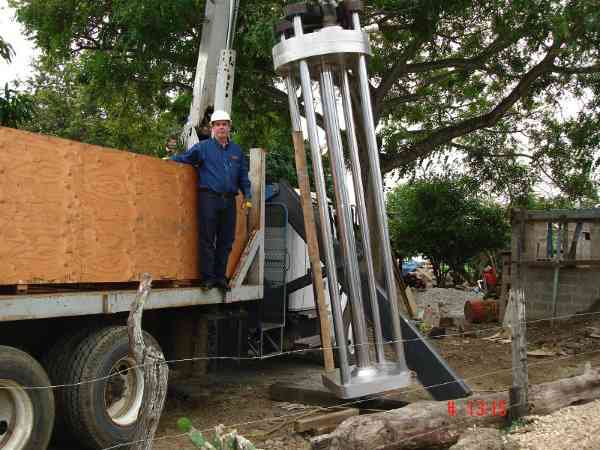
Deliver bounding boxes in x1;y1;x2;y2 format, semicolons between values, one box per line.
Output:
522;266;600;319
512;210;600;320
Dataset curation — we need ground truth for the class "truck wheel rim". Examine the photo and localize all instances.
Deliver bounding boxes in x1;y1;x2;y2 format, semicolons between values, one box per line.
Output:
0;379;34;450
105;357;144;426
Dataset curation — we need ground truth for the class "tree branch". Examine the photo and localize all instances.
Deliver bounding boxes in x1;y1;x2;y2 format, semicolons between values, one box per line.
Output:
452;143;533;159
381;42;563;173
551;64;600;74
403;35;515;75
374;33;431;118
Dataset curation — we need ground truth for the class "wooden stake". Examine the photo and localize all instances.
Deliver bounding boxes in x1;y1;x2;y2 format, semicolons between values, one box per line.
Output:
127;273;169;450
292;131;335;372
510;209;529;422
247;148;266;285
509;288;529;421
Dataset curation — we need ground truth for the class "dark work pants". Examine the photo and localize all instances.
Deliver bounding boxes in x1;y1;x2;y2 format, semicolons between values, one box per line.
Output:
197;191;237;282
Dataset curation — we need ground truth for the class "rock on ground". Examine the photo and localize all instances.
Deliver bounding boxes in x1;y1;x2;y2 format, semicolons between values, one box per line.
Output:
450;428;519;450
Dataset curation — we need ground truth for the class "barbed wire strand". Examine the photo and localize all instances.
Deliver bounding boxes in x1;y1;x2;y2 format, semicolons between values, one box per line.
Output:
100;347;600;449
2;309;600;392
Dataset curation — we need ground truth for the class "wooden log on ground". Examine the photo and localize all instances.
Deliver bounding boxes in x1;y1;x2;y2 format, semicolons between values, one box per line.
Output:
318;363;600;450
295;408;359;433
127;273;169;450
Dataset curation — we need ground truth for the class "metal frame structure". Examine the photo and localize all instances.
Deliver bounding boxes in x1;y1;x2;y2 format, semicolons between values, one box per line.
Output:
273;1;413;398
251;202;289;357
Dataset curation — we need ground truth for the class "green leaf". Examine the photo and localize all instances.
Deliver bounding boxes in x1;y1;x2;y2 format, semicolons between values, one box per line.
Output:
177;417;193;433
189;430;206;447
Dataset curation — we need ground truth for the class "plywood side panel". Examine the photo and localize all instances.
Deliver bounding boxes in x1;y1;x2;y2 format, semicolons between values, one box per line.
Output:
78;145;137;282
0;131;76;282
176;166;200;279
135;155;187;280
0;127;248;285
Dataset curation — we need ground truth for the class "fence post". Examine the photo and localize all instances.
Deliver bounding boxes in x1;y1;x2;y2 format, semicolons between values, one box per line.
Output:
128;273;169;450
509;209;529;422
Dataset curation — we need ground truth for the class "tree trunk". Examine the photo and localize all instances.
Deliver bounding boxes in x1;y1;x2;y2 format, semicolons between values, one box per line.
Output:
318;363;600;450
128;273;169;450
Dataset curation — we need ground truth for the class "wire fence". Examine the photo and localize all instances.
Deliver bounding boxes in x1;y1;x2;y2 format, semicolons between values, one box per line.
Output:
99;345;600;449
2;309;599;449
2;309;600;393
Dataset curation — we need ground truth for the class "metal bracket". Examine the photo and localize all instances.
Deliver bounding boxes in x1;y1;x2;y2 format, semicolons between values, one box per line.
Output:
322;363;415;399
229;230;264;289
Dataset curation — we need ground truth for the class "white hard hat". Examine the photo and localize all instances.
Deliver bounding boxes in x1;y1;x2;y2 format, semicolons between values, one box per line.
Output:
210;110;231;123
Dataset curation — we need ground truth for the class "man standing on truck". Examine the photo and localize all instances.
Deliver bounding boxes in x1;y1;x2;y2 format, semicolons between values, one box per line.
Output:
170;110;252;291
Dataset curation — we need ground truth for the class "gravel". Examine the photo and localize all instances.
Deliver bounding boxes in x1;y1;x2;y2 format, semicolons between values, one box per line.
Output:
414;287;484;318
508;399;600;450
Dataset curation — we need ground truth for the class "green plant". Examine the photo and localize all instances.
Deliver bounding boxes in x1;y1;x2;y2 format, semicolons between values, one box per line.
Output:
0;83;33;127
177;418;260;450
502;417;530;434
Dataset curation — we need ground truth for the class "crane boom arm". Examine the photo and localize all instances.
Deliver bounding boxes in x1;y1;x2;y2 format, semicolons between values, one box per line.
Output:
182;0;239;149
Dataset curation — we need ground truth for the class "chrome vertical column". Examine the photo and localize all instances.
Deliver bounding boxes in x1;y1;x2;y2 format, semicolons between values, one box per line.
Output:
352;12;406;364
289;17;351;383
338;68;386;364
319;63;371;370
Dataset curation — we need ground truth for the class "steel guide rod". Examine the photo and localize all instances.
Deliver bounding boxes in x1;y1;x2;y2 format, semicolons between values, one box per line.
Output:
319;63;371;370
338;68;386;364
291;17;351;383
352;12;406;363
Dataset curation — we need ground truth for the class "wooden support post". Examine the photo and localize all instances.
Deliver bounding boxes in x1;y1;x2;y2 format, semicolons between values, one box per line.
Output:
393;258;413;318
127;273;169;450
292;131;335;372
509;288;529;421
510;209;528;422
247;148;266;285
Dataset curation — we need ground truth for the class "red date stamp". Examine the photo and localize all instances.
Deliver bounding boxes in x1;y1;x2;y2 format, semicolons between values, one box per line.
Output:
447;399;507;417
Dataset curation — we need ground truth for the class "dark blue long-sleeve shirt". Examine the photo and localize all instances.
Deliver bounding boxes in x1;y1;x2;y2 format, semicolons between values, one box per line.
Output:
171;138;251;198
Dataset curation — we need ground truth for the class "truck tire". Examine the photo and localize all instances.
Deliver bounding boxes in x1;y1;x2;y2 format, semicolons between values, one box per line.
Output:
42;327;98;439
0;345;55;450
62;326;161;449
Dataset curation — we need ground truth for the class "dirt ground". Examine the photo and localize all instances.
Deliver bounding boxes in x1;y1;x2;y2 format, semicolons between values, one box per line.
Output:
150;313;600;450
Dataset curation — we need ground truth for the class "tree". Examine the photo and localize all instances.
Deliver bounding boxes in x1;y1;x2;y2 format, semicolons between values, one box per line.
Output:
22;59;181;155
9;0;599;198
0;83;33;127
0;35;33;127
9;0;599;283
387;177;510;286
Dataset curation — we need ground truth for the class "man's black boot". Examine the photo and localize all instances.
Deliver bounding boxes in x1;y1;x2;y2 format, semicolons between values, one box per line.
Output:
215;278;230;291
201;279;217;290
